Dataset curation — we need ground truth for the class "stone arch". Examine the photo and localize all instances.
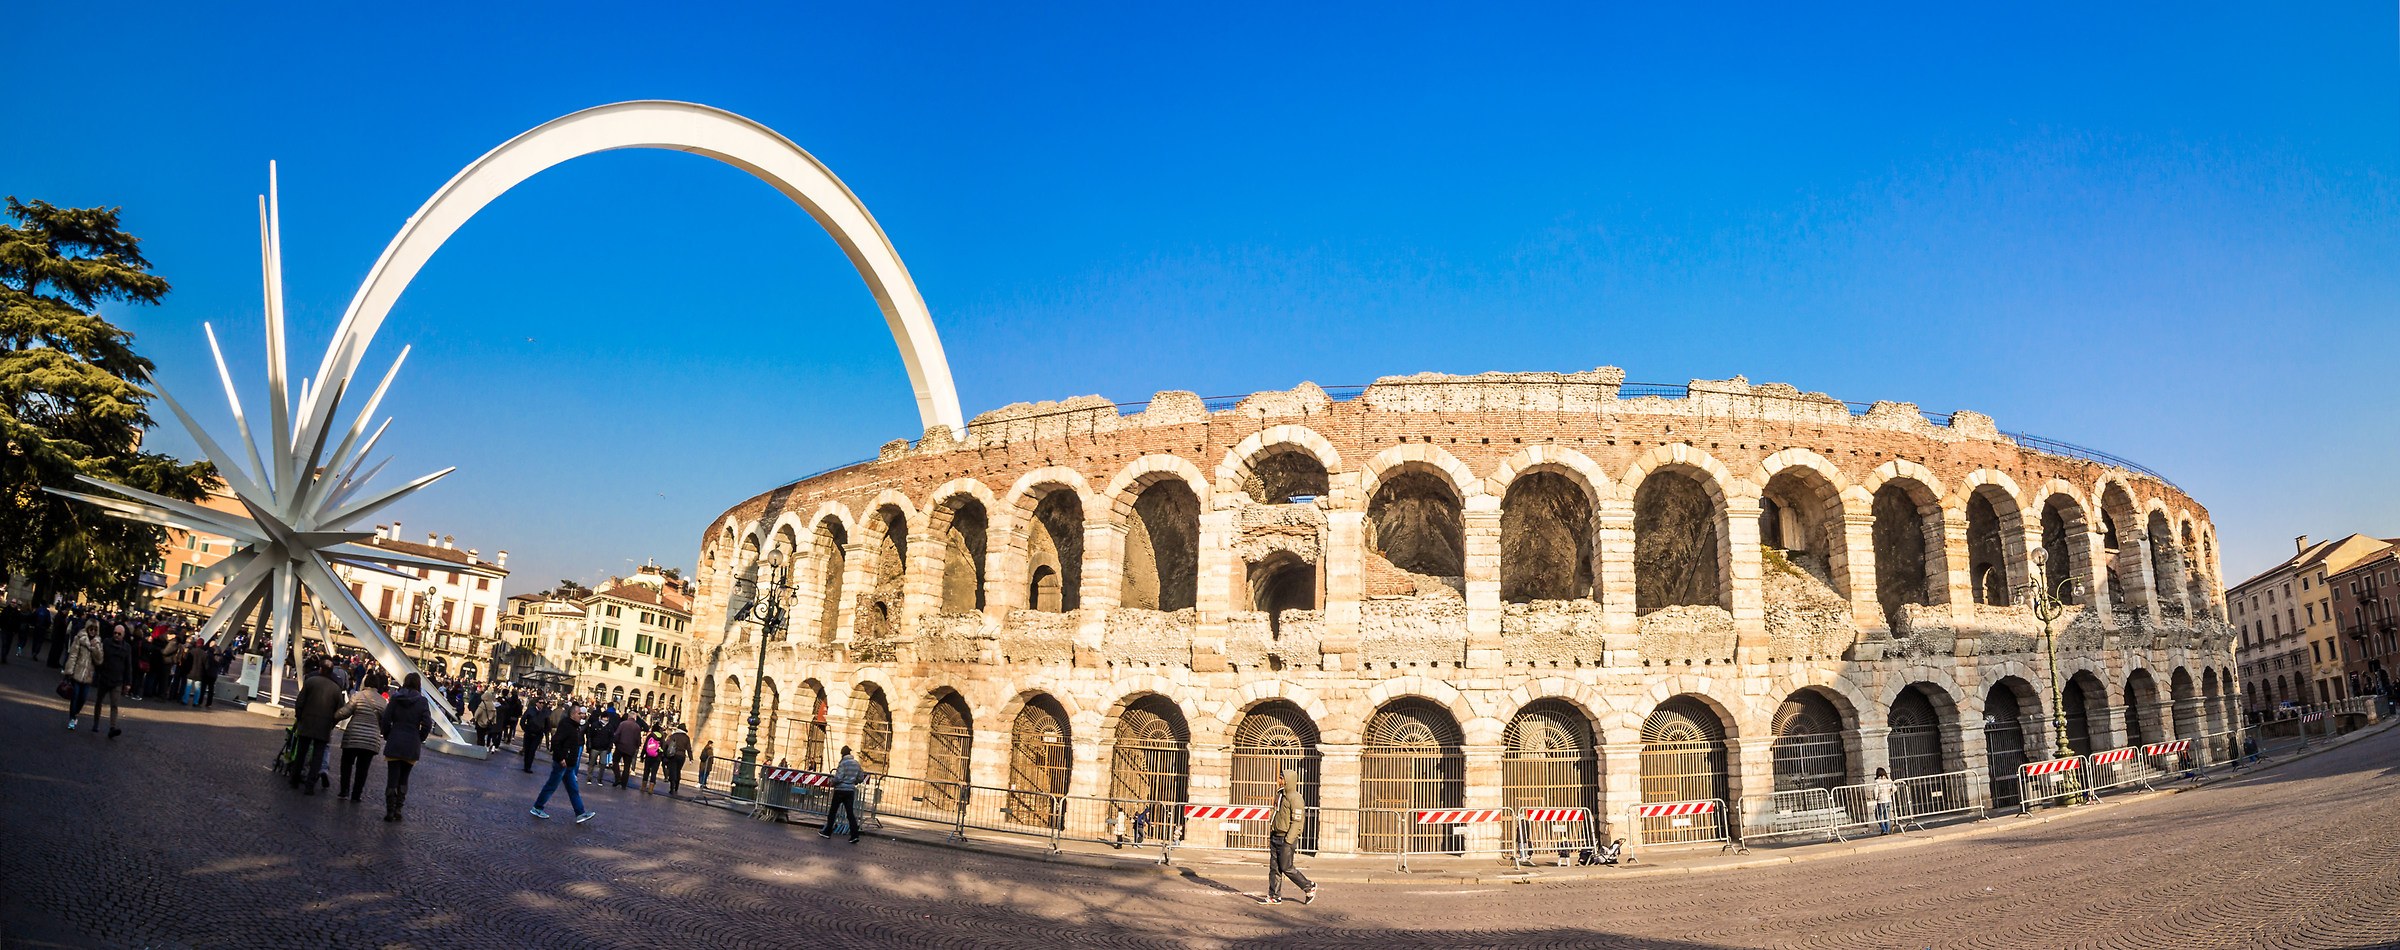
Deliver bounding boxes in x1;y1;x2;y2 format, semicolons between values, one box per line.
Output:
1502;696;1601;816
921;685;975;796
1227;696;1324;849
1001;469;1095;613
1961;476;2027;607
1499;469;1596;603
1768;686;1853;791
1360;696;1467;852
2123;668;2162;748
1755;451;1853;600
848;680;894;774
1363;451;1471;580
1866;464;1945;630
924;480;997;614
324;100;963;437
1103;690;1192;808
854;500;913;658
2097;480;2141;609
808;515;852;643
1105;456;1206;613
1638;693;1734;808
1361;677;1481;740
2170;667;2199;741
1216;425;1345;503
2062;669;2109;755
2036;487;2089;605
1982;675;2042;807
1623;445;1737;614
2146;508;2186;615
1886;681;1959;778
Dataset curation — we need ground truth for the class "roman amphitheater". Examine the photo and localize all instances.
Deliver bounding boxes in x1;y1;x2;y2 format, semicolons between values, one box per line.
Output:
682;369;2237;851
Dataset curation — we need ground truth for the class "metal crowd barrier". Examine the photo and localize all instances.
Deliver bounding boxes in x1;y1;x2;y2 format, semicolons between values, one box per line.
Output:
952;784;1068;853
1512;807;1602;866
1744;787;1845;844
2016;756;2087;815
721;768;881;836
1824;769;1981;836
1055;796;1181;857
1395;808;1516;871
2081;746;2164;795
1628;798;1742;853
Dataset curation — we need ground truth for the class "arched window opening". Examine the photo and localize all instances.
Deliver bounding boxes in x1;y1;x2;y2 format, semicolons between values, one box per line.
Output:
1634;470;1723;613
1984;681;2031;809
1360;699;1465;854
1758;496;1785;549
1028;566;1061;612
1886;686;1947;780
2148;512;2182;613
813;520;848;643
940;499;988;612
1500;471;1594;603
1368;471;1464;578
1502;700;1597;813
856;684;891;774
1231;702;1321;852
1247;552;1317;636
1108;695;1189;814
2063;673;2102;756
1769;691;1848;792
925;691;973;808
855;508;907;657
1245;451;1329;504
1639;697;1730;845
1123;480;1199;612
1966;491;2011;607
1008;695;1071;828
2124;671;2159;750
2040;497;2081;604
1872;484;1932;629
1025;490;1083;612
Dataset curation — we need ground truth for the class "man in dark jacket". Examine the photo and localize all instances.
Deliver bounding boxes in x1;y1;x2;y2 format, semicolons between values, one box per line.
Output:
90;625;133;738
660;725;692;797
530;705;595;823
496;691;523;746
290;658;345;793
584;710;613;785
611;714;645;788
377;674;434;821
518;698;550;773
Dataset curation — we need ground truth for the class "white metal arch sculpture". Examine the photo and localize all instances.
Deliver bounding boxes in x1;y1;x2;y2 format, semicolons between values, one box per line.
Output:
308;99;965;438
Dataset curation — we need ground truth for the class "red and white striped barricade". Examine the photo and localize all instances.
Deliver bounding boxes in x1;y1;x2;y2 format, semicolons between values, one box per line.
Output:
2143;739;2198;783
1514;807;1601;864
2015;756;2086;815
1166;804;1276;865
1398;808;1513;871
761;767;832;786
2298;710;2329;746
2080;747;2152;796
1628;799;1741;853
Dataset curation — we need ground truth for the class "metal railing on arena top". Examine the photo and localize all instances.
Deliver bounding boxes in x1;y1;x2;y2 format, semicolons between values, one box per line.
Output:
769;379;2181;492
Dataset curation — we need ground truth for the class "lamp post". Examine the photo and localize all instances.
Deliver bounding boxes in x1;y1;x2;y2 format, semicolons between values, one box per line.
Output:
2017;549;2088;800
727;548;794;802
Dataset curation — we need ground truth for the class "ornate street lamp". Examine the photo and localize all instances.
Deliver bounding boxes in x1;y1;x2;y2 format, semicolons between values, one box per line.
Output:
727;548;795;802
2017;549;2088;801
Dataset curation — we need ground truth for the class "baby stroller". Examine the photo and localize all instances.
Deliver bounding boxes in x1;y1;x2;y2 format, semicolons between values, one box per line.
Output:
269;722;331;790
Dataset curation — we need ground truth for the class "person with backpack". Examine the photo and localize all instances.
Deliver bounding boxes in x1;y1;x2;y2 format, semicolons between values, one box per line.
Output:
530;705;596;823
822;746;865;843
698;740;716;789
611;713;645;788
660;724;692;797
639;730;665;793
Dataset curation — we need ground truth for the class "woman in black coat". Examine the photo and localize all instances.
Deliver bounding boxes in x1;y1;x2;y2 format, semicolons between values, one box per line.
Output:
377;673;435;822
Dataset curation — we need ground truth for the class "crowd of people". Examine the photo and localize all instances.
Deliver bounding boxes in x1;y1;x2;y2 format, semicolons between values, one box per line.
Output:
7;602;234;738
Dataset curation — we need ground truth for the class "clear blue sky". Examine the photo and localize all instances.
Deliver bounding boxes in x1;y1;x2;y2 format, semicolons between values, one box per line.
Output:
10;2;2397;591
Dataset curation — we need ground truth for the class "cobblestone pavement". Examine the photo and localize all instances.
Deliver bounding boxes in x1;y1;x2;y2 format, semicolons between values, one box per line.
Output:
3;662;2398;950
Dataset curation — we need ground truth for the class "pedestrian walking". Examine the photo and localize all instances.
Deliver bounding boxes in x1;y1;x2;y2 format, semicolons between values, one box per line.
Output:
378;673;433;822
698;740;716;788
333;672;389;803
291;658;344;795
585;711;612;785
1263;768;1317;905
661;724;691;797
821;746;865;843
1107;805;1127;849
473;697;499;750
162;636;188;704
530;705;597;823
62;622;102;729
640;730;664;793
612;713;644;788
89;625;132;739
519;699;550;773
192;645;218;707
1871;767;1898;835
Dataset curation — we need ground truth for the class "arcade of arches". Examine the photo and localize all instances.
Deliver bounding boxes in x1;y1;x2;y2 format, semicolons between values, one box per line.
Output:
680;372;2236;852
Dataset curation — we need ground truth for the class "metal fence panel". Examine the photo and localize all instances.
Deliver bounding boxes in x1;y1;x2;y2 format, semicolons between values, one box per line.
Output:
1745;787;1843;843
1629;799;1734;850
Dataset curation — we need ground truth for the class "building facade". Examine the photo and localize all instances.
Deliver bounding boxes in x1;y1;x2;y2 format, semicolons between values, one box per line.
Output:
2229;534;2383;712
570;566;694;712
329;523;511;681
501;593;585;679
144;482;252;622
681;371;2237;850
2327;542;2400;698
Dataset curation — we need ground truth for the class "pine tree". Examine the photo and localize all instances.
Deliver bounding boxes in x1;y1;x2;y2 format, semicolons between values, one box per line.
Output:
0;197;212;605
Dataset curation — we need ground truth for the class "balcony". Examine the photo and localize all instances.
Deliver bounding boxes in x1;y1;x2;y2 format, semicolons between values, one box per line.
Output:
576;643;632;664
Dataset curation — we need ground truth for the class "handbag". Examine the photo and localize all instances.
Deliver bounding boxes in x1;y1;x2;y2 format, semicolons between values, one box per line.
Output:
56;677;73;700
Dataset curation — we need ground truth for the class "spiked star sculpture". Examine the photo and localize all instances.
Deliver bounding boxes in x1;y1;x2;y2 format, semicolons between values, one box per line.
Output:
48;165;484;755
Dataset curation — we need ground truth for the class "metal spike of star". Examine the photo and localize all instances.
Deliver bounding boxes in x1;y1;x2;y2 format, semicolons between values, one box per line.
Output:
47;163;485;756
